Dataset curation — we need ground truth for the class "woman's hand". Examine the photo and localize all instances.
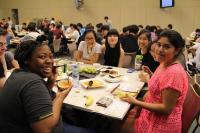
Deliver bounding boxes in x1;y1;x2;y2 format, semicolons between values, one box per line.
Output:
142;65;153;76
47;66;57;89
138;71;150;82
122;95;139;105
56;85;72;100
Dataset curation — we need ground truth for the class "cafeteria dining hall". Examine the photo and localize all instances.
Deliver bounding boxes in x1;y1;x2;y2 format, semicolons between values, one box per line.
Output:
0;0;200;133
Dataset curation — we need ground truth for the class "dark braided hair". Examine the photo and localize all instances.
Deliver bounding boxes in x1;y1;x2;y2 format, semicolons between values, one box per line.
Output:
14;40;48;69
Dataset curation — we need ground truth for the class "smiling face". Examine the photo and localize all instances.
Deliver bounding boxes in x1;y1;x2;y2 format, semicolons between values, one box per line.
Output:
107;34;119;48
138;33;150;50
0;35;7;56
85;32;96;47
150;42;157;60
155;37;179;65
28;45;54;78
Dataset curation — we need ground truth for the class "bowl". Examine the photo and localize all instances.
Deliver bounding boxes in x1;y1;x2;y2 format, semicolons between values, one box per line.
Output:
57;79;73;91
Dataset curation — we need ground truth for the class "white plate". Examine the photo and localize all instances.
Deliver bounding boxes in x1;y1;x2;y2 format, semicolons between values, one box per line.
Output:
80;78;105;89
103;75;122;83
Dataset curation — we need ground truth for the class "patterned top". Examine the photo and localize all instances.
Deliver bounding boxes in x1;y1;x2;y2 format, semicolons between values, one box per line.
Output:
134;63;188;133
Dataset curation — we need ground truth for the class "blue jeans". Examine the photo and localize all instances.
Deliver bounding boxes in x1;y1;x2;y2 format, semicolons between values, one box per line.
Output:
63;122;96;133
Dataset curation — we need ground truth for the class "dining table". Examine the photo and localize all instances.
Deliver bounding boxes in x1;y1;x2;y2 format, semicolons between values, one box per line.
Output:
53;59;145;120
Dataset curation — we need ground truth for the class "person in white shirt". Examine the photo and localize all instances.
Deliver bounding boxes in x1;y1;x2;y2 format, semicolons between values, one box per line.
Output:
0;28;19;89
104;16;112;29
75;29;101;64
65;23;74;34
70;24;80;44
50;17;55;25
20;22;40;42
7;17;13;29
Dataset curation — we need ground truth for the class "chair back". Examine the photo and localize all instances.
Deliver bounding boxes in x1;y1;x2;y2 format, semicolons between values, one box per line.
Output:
123;52;136;68
67;42;77;59
186;71;194;85
53;38;61;53
98;53;105;65
182;84;200;133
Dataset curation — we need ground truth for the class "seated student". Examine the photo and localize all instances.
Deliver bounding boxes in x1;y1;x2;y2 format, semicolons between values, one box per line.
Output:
0;40;72;133
121;30;188;133
102;29;125;67
136;29;159;72
120;25;139;53
20;22;40;42
100;25;109;44
139;40;159;82
75;29;101;64
0;28;19;89
3;23;15;47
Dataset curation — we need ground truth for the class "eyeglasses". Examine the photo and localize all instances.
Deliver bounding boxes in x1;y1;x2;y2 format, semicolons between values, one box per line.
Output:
0;42;6;47
85;37;95;41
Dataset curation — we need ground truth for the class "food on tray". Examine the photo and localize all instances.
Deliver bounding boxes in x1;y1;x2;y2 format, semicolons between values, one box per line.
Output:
79;66;97;74
113;89;137;99
109;70;118;75
57;80;72;91
103;75;122;83
101;69;118;76
82;79;104;88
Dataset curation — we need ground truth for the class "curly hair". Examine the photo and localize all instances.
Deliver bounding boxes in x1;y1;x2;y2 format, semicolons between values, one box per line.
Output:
14;40;48;69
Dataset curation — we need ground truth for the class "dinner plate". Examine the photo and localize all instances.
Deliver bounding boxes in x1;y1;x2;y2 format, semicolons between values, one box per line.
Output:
103;75;122;83
112;89;138;99
80;79;105;89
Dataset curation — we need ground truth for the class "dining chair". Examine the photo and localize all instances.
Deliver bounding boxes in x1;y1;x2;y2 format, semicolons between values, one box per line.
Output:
67;42;77;59
182;84;200;133
123;52;136;68
194;73;200;85
186;71;195;85
98;54;105;65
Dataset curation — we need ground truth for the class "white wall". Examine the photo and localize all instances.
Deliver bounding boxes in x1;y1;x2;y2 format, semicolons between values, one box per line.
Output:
0;0;200;37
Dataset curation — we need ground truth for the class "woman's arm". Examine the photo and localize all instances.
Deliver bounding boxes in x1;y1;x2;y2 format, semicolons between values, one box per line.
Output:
11;59;19;68
101;44;106;53
31;88;71;133
118;48;125;67
78;53;100;64
84;53;100;64
123;88;180;115
0;77;6;90
75;50;83;62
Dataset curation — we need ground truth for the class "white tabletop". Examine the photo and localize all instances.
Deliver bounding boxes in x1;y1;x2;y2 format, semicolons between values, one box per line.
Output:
57;66;144;120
